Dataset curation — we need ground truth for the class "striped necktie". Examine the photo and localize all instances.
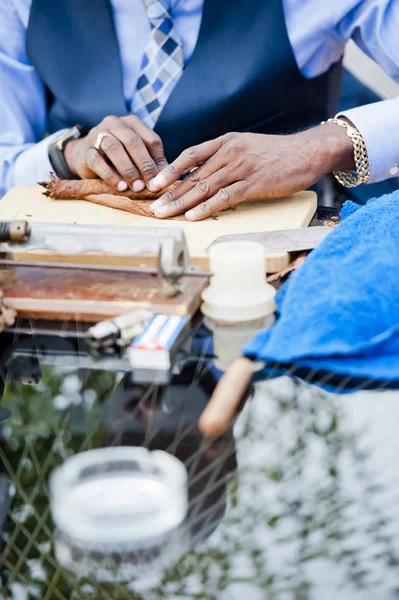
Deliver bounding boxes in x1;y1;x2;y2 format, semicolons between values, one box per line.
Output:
131;0;184;128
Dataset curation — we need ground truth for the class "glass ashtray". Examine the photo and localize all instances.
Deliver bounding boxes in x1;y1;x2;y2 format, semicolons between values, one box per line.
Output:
49;447;188;582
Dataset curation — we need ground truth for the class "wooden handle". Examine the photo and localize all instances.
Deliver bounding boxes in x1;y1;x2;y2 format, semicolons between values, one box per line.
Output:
199;357;254;438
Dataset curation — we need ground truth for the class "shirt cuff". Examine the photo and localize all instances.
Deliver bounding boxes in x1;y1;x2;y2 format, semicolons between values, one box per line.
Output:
12;130;68;187
337;98;399;184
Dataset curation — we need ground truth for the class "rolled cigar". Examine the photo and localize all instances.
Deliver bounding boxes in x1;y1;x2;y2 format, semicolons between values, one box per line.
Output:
39;173;168;200
80;194;185;220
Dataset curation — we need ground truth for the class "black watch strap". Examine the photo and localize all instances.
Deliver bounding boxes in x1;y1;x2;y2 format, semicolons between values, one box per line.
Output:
48;125;89;180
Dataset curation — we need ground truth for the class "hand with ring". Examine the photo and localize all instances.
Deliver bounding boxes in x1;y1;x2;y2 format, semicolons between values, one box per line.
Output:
148;127;354;220
64;115;168;191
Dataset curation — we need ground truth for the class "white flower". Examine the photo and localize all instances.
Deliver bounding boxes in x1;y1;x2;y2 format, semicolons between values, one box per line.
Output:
1;425;12;439
9;582;28;600
38;541;52;554
27;559;47;581
83;389;97;407
61;374;82;396
53;395;71;410
13;503;34;524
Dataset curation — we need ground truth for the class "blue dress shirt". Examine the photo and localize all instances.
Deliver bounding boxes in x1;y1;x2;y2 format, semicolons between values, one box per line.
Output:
0;0;398;198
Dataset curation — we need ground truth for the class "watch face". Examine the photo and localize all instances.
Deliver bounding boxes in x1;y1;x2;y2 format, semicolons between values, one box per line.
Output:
56;126;81;151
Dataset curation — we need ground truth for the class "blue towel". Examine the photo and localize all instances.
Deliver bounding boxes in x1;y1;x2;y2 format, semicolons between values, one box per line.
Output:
243;191;399;388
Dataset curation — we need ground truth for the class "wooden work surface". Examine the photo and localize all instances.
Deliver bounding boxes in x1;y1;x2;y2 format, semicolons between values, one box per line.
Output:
0;185;317;273
0;185;316;321
0;266;208;322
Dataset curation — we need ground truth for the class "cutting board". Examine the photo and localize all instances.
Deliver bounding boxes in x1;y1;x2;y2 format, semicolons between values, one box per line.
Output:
0;185;317;273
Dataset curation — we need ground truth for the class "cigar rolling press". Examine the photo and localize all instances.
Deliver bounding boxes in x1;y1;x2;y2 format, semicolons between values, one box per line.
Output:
0;220;210;323
0;220;190;284
0;220;205;383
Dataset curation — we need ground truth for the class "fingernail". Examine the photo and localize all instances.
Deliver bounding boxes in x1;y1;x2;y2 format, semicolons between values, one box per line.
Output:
152;174;166;190
148;178;157;191
155;206;167;217
185;210;195;220
132;180;145;192
150;198;164;212
117;181;128;192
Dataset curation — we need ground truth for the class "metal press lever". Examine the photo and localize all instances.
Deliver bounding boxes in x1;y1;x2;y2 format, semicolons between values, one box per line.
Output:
0;220;191;285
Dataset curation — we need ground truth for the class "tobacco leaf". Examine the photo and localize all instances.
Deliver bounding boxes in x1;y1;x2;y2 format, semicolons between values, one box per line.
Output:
83;193;184;220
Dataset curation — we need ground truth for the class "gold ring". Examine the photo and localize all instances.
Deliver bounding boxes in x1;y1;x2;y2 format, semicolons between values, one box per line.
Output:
94;132;111;154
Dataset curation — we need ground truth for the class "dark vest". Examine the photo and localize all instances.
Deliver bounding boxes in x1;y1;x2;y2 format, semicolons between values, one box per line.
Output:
26;0;342;162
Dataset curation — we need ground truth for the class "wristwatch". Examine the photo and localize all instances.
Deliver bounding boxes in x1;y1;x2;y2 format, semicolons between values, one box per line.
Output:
48;125;89;180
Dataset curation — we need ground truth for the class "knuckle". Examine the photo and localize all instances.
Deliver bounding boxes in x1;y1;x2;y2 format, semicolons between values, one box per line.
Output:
87;150;100;168
148;140;164;158
216;188;231;205
239;181;249;195
154;156;168;168
149;141;163;155
234;155;247;169
172;198;185;210
183;146;199;158
102;168;115;181
125;115;140;126
101;137;120;152
122;165;138;179
200;201;210;213
213;170;226;186
195;179;211;195
162;189;176;203
139;160;157;176
147;133;162;148
166;164;178;176
243;132;254;143
125;133;140;147
102;115;118;127
223;132;238;143
246;152;258;165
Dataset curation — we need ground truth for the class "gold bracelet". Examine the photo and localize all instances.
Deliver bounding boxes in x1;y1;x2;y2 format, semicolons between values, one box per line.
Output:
321;118;370;188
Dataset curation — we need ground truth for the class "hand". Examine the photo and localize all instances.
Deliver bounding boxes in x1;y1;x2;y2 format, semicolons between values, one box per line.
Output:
149;125;355;221
64;115;168;192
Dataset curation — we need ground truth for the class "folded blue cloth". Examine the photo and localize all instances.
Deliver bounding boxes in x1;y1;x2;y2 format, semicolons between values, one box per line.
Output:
243;191;399;388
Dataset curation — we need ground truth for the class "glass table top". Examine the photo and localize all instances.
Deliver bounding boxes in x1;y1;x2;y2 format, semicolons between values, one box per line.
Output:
1;321;399;600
